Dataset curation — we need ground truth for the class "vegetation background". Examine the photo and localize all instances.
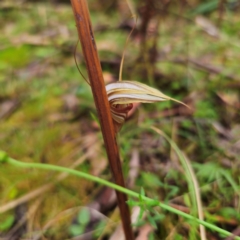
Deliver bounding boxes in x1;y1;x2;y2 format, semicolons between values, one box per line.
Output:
0;0;240;239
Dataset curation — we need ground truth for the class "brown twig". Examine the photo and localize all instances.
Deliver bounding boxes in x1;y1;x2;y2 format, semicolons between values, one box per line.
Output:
69;1;134;239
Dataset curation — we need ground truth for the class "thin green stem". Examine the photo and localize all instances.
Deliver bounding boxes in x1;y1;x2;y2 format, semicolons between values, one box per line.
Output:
1;153;239;240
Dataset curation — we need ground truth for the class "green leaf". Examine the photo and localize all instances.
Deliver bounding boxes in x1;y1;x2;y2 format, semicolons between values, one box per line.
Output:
132;218;145;227
140;187;145;197
219;207;239;220
90;112;100;127
141;172;161;188
69;224;84;236
147;214;157;229
0;215;15;231
192;0;218;15
93;220;107;237
148;232;155;240
77;208;90;225
137;206;145;222
152;213;165;221
127;199;140;207
174;233;184;240
193;162;219;182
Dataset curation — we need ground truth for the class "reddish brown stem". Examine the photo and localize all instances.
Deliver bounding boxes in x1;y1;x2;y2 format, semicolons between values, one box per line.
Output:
70;1;134;239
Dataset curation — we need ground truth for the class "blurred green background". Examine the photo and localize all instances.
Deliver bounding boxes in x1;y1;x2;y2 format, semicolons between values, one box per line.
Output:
0;0;240;239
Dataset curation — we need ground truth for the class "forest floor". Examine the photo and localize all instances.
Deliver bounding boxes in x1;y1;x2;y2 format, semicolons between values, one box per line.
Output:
0;1;240;239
